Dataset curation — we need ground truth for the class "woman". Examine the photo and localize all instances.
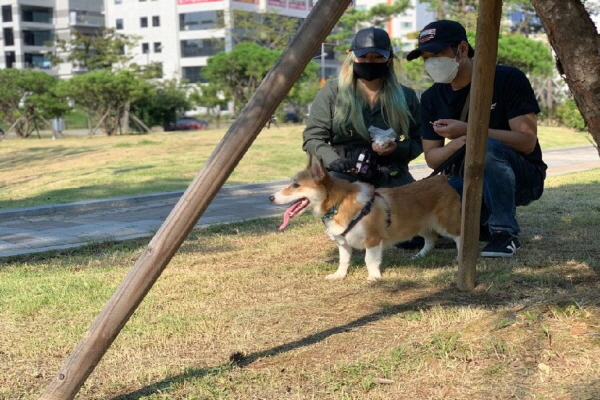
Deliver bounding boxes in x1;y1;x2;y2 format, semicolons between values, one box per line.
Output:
303;27;422;188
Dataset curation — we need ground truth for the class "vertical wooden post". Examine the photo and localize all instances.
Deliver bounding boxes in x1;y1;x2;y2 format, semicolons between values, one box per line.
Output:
456;0;504;291
40;1;352;399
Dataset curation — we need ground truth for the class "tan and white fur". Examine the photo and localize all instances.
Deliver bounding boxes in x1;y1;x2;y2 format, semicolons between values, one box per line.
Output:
269;154;462;281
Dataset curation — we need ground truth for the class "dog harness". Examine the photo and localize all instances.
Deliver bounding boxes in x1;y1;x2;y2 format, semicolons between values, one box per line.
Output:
322;192;391;237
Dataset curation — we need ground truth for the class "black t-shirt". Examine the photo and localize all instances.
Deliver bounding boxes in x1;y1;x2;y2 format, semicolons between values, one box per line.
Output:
420;64;546;171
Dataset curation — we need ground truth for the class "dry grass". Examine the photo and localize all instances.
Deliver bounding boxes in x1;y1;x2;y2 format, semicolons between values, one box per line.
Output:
1;171;599;400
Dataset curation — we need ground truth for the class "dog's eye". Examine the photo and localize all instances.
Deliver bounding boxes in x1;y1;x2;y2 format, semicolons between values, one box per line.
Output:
292;183;300;188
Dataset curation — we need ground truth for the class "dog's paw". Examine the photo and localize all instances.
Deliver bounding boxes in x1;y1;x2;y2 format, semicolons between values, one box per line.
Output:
325;272;347;280
367;275;382;282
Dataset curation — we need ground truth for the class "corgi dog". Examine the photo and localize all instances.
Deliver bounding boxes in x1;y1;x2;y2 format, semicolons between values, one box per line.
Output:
269;154;462;281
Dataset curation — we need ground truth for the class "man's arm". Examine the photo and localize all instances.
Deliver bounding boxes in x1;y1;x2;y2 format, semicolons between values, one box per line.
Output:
428;112;538;160
423;137;466;170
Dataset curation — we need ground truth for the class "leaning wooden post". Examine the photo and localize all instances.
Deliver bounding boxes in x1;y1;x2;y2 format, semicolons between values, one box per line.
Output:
456;0;504;291
40;1;351;399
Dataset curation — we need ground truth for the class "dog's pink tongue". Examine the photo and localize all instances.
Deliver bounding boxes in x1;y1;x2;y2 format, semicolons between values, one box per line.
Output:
279;198;309;230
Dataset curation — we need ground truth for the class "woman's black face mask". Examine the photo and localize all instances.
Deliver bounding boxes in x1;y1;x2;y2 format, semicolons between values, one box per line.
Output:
353;62;389;81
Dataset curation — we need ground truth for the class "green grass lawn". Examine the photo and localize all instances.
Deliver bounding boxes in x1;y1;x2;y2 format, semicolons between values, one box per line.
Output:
1;169;599;400
0;125;593;210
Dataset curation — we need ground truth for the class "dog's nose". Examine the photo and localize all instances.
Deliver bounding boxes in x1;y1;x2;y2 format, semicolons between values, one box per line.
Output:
269;195;275;203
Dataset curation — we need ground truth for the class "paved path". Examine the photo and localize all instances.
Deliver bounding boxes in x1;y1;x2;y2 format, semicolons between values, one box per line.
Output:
1;146;598;258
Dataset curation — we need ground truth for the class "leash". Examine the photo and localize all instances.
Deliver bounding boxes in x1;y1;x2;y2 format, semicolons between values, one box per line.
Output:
321;192;390;237
428;144;466;177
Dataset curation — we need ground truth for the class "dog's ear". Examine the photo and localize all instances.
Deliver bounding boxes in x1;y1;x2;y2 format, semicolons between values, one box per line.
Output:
308;153;327;182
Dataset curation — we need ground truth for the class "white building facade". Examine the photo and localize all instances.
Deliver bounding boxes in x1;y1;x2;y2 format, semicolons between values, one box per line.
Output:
0;0;104;77
104;0;324;83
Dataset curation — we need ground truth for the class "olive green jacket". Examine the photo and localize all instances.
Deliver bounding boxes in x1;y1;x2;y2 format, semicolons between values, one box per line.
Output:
302;79;422;170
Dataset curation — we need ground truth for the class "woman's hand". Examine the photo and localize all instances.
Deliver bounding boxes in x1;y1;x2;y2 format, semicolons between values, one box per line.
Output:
372;140;396;155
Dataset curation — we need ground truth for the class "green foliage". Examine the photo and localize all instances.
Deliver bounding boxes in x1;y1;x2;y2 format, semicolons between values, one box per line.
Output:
60;70;150;135
0;69;69;137
497;35;553;77
231;10;301;50
202;43;280;113
131;79;191;130
189;82;228;126
555;99;587;131
51;28;139;71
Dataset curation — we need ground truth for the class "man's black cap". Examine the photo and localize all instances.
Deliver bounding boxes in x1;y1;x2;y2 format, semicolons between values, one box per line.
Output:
406;20;474;61
349;27;392;58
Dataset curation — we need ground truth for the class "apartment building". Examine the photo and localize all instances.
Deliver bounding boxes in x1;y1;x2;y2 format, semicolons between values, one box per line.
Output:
104;0;339;83
0;0;104;77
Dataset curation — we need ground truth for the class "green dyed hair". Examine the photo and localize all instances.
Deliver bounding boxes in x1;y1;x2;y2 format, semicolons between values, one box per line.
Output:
333;52;412;141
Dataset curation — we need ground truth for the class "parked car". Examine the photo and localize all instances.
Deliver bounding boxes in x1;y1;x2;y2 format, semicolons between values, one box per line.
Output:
167;117;209;131
283;112;300;123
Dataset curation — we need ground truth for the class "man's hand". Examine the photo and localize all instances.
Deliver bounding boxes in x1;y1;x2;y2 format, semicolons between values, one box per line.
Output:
328;158;356;173
372;140;396;155
432;119;467;140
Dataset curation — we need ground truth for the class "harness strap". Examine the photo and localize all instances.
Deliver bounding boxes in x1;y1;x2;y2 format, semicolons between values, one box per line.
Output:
340;192;390;237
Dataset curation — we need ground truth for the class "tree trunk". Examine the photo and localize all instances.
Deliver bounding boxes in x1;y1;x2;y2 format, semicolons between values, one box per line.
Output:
532;0;600;156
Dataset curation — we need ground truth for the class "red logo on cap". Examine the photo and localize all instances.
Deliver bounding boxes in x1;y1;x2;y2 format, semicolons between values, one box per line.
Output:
419;28;436;44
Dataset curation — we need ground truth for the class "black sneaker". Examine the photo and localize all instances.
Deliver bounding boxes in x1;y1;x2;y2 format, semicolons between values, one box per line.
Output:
395;236;425;250
479;224;491;242
481;231;521;257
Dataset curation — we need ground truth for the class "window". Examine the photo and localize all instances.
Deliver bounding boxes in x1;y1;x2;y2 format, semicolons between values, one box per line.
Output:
116;18;123;29
5;51;15;68
142;43;149;54
25;53;52;69
153;42;162;53
22;6;52;23
23;30;53;46
119;45;125;55
140;17;148;28
3;28;14;46
152;16;160;27
179;11;224;31
181;38;225;57
2;5;12;22
182;66;207;83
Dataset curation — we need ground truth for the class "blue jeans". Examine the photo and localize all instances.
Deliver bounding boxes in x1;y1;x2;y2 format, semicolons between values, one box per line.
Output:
448;138;544;236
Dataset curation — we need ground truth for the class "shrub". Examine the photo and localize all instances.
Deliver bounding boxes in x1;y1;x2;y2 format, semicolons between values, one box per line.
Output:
555;99;586;131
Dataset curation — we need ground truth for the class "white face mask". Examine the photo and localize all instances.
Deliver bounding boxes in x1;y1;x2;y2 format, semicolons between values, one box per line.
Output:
424;56;460;83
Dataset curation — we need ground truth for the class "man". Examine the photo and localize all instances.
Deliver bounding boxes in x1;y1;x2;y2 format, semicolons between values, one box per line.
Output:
406;20;547;257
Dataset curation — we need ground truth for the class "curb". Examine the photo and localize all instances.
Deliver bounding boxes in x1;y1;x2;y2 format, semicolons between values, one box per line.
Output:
0;180;290;220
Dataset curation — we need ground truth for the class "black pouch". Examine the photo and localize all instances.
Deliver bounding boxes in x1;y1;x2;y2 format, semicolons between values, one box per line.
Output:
336;146;381;183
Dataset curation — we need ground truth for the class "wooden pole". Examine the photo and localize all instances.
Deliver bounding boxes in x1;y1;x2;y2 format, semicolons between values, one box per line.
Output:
456;0;504;291
40;1;351;399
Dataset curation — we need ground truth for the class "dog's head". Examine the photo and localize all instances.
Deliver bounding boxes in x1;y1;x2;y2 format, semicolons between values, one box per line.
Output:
269;153;331;230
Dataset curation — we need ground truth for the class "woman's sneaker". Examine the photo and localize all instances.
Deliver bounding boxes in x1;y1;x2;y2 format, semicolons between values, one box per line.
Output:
481;231;520;257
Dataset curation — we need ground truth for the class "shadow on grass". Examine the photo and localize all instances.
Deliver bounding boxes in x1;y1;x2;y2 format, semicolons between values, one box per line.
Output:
112;269;599;400
110;288;498;400
110;180;600;399
0;144;97;171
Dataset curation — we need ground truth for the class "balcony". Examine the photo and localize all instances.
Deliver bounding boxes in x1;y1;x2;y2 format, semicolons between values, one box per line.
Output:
69;11;104;28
